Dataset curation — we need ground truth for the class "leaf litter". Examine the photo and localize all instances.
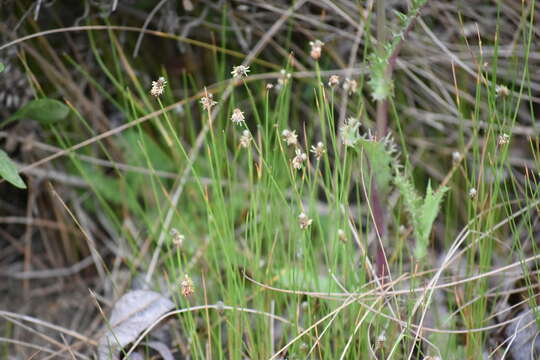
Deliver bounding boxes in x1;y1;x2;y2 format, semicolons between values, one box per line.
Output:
97;290;174;359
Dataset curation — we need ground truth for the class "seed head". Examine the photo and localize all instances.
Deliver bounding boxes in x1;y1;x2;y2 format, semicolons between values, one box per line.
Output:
309;40;324;60
337;229;347;243
497;133;510;146
282;129;298;146
452;151;461;163
239;130;252;148
469;187;477;198
200;92;217;111
150;77;167;97
170;228;185;248
495;84;509;98
292;148;308;170
180;274;195;297
328;75;340;88
231;108;245;125
298;212;313;230
310;141;325;161
231;65;250;79
276;69;291;90
343;78;358;95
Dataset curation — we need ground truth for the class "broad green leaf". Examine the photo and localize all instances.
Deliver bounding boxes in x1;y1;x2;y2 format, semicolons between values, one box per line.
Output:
0;63;5;73
121;130;173;171
81;165;140;212
10;98;70;125
0;150;26;189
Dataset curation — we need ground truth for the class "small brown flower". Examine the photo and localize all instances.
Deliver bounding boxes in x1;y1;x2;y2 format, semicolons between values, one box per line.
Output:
170;228;184;248
451;151;461;163
200;92;217;111
292;149;307;170
310;142;325;161
282;129;298;146
231;108;245;126
276;69;291;90
239;130;252;148
337;229;347;243
150;77;167;97
298;212;313;230
231;65;250;79
495;84;509;98
180;274;195;297
328;75;340;88
497;133;510;146
309;40;324;60
343;78;358;95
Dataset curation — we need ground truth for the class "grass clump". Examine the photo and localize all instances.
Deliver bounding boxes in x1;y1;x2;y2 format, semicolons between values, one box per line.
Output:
0;1;539;359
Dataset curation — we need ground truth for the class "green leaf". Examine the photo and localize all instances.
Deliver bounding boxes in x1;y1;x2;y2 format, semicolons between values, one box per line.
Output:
10;98;70;125
0;63;5;73
0;150;26;189
368;56;394;101
86;166;140;211
418;182;448;242
358;138;397;198
121;130;173;171
393;10;408;24
395;176;447;259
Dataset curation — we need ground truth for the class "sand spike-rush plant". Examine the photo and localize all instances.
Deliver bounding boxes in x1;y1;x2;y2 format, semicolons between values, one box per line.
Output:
3;0;540;358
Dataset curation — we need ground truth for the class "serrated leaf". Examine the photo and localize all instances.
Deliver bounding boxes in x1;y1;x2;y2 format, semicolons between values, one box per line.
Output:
0;150;26;189
358;139;396;197
368;75;394;101
98;290;175;360
368;55;394;101
10;98;70;125
395;176;447;259
418;182;448;243
393;10;408;23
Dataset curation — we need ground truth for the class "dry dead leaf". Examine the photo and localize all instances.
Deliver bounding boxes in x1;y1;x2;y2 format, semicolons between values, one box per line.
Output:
146;341;174;360
504;307;540;360
97;290;174;359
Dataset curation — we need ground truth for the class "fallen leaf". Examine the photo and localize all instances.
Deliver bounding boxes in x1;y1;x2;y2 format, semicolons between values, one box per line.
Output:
504;307;540;360
146;341;175;360
98;290;174;360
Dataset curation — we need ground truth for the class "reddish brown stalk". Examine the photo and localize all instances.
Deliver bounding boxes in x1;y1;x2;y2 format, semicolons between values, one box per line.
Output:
373;1;428;282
